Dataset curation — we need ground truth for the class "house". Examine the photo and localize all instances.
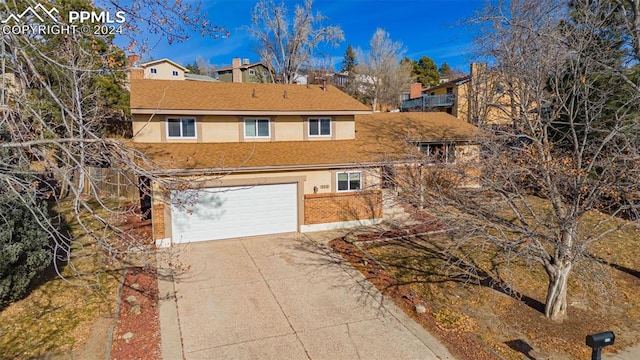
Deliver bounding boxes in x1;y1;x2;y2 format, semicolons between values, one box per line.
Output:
127;57;217;82
402;63;513;126
129;79;479;246
216;58;272;83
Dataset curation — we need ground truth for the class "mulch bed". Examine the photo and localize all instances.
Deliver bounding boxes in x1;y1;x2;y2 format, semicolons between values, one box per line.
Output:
329;237;501;360
109;267;161;360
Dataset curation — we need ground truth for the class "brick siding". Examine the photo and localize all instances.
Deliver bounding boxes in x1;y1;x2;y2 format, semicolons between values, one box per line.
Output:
304;190;382;225
152;203;165;239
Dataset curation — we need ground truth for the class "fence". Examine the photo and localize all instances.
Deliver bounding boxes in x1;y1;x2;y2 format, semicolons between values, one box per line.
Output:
74;167;140;202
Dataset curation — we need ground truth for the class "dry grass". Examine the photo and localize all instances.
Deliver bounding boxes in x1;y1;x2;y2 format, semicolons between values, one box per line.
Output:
364;197;640;359
0;199;127;359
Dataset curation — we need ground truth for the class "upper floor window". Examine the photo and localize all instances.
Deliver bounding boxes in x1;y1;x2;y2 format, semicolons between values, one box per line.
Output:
309;118;331;136
244;118;270;138
248;69;256;76
337;171;361;191
150;68;157;74
167;118;196;138
419;143;456;164
172;70;179;76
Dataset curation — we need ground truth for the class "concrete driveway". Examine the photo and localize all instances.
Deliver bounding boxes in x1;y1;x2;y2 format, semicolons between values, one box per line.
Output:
158;231;456;360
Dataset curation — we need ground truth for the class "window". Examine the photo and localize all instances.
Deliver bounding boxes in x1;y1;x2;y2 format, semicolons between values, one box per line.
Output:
308;118;331;136
248;69;256;76
419;143;456;164
150;68;157;74
172;70;179;76
167;118;196;138
244;118;270;138
337;171;361;191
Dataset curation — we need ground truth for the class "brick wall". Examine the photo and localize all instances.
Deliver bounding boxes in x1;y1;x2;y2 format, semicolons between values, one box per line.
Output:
304;190;382;225
152;203;165;240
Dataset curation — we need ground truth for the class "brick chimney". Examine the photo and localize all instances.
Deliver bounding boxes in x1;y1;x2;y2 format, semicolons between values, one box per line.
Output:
409;82;423;99
232;57;242;83
127;54;143;80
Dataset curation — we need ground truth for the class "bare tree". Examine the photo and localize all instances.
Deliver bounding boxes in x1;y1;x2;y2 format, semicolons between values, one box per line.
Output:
248;0;344;84
0;0;225;282
357;28;412;111
386;0;640;321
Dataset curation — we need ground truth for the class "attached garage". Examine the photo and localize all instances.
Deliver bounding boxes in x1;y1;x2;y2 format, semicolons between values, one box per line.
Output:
170;183;298;243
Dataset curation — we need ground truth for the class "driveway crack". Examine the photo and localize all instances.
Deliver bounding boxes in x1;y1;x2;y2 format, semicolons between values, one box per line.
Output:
241;242;312;360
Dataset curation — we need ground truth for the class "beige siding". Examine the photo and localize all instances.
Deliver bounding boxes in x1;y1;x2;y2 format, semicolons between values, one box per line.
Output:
132;114;357;143
274;116;304;141
143;62;185;80
132;114;162;142
201;115;240;142
334;115;356;140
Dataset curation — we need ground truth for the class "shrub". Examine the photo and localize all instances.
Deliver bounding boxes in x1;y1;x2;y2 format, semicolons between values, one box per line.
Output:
0;193;52;308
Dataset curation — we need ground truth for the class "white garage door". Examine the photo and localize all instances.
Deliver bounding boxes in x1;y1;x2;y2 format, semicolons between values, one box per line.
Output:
170;183;298;243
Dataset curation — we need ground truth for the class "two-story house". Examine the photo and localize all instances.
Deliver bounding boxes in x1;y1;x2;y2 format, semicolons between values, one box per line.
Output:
402;63;514;126
130;79;479;246
216;58;272;83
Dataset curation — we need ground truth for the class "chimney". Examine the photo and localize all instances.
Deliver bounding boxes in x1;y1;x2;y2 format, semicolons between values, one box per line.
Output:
409;82;423;99
127;54;143;80
127;54;141;68
470;62;487;80
232;57;242;83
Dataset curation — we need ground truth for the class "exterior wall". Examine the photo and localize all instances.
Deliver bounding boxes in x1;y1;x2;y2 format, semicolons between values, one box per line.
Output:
304;190;382;225
334;116;356;140
201;115;241;142
150;167;384;242
456;83;470;122
143;62;185;80
132;114;162;142
132;114;357;143
274;116;304;141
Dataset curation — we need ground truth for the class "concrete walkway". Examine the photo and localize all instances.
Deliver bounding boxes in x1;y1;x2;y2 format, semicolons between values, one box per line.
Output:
158;231;456;359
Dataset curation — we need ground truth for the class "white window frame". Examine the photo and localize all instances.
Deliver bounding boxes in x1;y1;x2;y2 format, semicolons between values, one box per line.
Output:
172;70;179;76
248;69;256;76
419;143;456;164
337;171;361;192
244;118;270;138
166;117;197;139
308;117;331;137
150;68;157;74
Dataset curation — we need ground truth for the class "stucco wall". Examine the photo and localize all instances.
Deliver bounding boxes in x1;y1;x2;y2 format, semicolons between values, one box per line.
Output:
143;62;185;80
131;114;356;143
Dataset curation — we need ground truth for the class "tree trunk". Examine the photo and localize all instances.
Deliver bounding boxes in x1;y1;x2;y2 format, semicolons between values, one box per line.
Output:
544;261;572;321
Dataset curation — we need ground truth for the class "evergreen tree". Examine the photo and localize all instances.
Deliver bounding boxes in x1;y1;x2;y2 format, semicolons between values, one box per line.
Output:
0;128;51;308
338;45;360;99
340;45;357;72
439;62;452;78
409;56;440;87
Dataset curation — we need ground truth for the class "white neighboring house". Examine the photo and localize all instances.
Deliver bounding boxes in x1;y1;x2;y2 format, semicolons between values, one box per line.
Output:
139;58;188;80
127;56;217;82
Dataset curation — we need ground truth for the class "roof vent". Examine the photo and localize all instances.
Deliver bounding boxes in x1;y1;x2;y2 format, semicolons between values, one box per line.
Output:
252;89;257;98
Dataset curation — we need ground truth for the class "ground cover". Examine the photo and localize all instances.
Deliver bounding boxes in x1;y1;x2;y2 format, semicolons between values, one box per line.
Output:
332;197;640;359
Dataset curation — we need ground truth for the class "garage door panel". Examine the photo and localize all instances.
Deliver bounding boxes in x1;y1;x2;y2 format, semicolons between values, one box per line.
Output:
171;183;297;243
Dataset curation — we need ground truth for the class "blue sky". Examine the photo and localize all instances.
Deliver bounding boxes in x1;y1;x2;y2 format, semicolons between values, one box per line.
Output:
137;0;486;73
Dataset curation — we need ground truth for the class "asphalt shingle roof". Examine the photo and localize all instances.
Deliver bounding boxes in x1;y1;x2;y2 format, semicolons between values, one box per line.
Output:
130;79;371;113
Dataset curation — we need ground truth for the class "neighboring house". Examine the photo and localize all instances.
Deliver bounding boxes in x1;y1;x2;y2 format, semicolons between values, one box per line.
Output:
129;79;479;246
217;58;272;83
402;75;471;117
402;63;513;126
139;58;189;80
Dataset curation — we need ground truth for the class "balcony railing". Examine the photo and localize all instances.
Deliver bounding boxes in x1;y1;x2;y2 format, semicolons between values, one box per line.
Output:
401;94;455;111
